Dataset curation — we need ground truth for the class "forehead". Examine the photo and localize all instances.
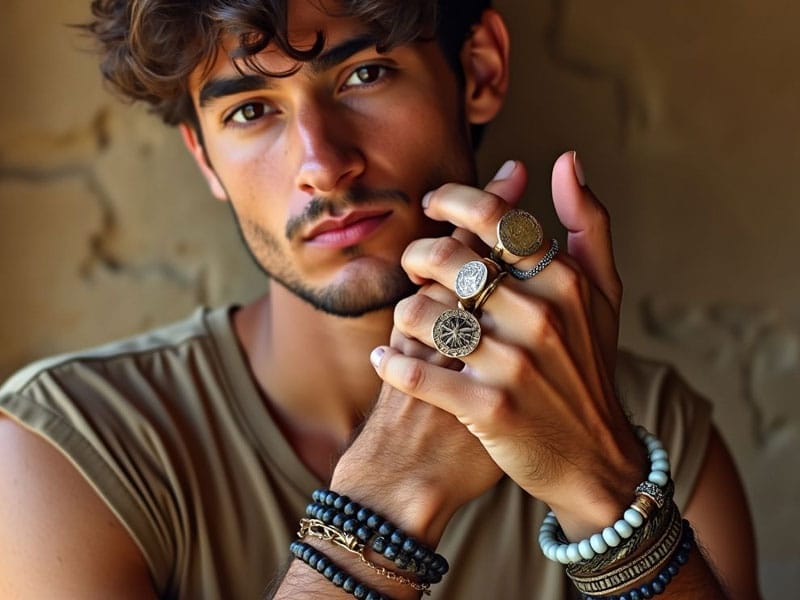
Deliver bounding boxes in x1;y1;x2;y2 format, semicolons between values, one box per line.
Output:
190;0;371;92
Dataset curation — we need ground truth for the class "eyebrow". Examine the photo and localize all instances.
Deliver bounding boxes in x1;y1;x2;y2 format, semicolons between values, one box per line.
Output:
198;34;380;108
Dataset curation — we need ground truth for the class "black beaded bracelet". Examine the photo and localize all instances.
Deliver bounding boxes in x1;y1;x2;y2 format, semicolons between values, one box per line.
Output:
310;489;449;583
582;520;696;600
290;540;388;600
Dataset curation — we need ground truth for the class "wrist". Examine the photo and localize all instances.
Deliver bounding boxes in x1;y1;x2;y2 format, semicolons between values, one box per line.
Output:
547;429;649;541
329;468;456;548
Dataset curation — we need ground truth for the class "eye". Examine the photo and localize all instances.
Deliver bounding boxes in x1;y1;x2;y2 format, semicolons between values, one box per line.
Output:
226;102;273;125
343;64;390;88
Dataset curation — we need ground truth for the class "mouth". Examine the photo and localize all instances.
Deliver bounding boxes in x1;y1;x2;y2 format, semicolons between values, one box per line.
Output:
303;209;394;248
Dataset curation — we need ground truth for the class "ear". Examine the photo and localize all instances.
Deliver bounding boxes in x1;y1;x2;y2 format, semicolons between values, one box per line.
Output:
179;123;228;201
461;9;511;125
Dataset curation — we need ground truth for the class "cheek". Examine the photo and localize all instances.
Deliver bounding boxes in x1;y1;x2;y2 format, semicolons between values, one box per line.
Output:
212;139;294;213
370;93;471;175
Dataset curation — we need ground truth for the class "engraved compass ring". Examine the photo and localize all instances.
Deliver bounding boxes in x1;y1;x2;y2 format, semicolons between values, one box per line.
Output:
490;209;544;263
432;308;482;358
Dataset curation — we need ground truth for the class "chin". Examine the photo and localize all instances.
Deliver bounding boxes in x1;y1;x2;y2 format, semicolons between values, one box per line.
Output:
273;263;419;318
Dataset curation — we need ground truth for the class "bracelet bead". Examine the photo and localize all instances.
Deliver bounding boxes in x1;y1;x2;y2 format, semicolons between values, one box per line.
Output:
647;470;669;486
567;543;582;563
602;527;621;548
623;508;644;528
590;533;608;554
578;539;595;560
613;520;634;539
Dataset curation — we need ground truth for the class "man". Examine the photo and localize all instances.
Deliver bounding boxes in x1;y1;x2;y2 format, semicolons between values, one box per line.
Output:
0;1;759;598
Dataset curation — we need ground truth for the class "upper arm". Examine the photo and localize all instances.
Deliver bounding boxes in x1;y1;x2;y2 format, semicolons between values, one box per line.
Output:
0;416;157;599
683;425;761;600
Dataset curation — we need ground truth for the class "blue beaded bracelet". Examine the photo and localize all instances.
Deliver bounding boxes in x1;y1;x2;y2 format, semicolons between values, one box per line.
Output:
290;540;388;600
310;489;449;583
306;501;446;583
539;427;672;565
582;520;695;600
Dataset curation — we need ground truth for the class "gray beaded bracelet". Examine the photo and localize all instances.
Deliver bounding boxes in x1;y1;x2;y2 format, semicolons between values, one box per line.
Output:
538;426;671;565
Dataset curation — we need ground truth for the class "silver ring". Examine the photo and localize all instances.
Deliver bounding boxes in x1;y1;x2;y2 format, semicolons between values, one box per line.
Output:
506;239;559;280
432;308;482;358
455;258;503;304
490;209;544;263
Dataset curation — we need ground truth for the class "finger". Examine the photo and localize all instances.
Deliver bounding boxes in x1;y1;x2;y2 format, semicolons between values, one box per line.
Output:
401;236;479;290
425;161;529;252
370;346;492;424
551;151;622;313
451;159;530;247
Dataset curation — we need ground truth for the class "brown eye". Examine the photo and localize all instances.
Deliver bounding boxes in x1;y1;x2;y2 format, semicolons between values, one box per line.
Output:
344;65;388;87
230;102;269;124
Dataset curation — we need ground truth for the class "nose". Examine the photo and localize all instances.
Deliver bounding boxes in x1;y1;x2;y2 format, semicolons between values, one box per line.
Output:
294;102;365;194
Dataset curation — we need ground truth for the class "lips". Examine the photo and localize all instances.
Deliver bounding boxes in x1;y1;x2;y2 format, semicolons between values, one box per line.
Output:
303;209;393;248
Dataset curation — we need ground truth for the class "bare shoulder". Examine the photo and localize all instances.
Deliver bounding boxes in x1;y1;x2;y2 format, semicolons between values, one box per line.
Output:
0;416;156;599
684;425;762;600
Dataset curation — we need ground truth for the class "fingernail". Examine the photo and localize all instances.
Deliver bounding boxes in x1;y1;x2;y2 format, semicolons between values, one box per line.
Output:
572;151;587;187
370;347;386;369
421;191;433;209
493;159;516;181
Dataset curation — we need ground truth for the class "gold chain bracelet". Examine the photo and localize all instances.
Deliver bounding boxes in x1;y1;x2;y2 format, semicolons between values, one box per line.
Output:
298;518;431;594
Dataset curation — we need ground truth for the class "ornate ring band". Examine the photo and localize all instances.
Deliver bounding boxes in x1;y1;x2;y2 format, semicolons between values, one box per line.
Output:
462;270;507;316
455;258;503;305
432;308;482;358
506;238;559;280
490;209;544;263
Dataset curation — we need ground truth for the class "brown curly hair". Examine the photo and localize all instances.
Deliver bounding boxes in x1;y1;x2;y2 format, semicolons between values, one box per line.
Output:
83;0;491;129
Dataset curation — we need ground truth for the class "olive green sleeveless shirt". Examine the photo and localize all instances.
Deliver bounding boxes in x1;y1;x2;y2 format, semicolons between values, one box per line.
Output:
0;306;710;599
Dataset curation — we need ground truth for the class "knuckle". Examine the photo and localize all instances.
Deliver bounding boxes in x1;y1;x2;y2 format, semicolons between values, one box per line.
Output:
480;387;514;423
394;294;429;331
398;360;426;394
428;237;461;268
473;194;506;225
503;346;534;381
525;300;560;344
558;263;590;300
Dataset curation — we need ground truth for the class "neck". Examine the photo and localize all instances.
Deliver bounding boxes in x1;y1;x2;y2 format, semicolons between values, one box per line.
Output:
234;284;393;453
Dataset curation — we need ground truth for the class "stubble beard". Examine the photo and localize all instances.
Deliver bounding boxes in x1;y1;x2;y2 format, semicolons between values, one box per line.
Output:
232;206;421;318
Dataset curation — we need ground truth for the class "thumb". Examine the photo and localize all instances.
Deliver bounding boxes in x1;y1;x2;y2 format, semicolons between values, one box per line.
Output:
552;151;622;312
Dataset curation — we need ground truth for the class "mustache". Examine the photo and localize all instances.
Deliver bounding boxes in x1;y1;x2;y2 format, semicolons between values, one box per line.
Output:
285;187;410;241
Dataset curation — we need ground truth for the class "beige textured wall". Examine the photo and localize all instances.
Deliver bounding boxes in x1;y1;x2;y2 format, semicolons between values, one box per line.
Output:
1;1;797;596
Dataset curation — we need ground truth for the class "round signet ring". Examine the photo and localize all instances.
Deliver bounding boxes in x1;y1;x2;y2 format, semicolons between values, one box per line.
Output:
432;308;482;358
455;258;503;307
490;209;544;263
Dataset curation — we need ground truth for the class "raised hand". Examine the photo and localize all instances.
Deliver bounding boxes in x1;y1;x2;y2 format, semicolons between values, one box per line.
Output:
371;153;647;540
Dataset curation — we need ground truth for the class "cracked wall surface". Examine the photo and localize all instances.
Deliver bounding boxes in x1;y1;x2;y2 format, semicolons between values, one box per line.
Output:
1;1;798;596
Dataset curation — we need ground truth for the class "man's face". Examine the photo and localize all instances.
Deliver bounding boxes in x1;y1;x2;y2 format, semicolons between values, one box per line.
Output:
188;0;477;316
